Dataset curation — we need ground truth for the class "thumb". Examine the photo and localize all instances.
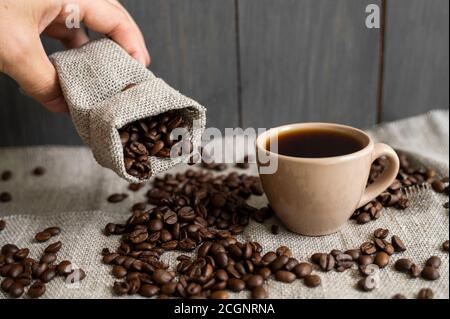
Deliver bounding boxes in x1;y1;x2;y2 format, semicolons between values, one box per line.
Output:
4;35;68;113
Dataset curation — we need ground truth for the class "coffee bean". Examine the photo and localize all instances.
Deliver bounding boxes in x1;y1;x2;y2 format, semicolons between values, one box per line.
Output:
442;240;449;252
27;281;46;298
274;270;296;283
374;252;389;268
357;212;371;224
112;265;128;278
425;256;441;268
304;274;321;288
33;263;48;278
374;228;389;239
1;170;12;181
8;282;24;298
345;249;361;261
395;258;413;272
262;252;278;265
153;269;172;285
358;255;374;266
271;255;289;271
40;269;57;283
1;277;15;292
417;288;434;299
358;276;377;292
113;281;130;296
57;260;73;275
66;269;86;283
421;266;440;281
0;219;5;231
14;248;29;260
211;290;229;299
251;286;267;299
391;235;406;252
285;258;299;271
409;264;421;278
257;267;271;280
444;202;449;209
319;254;335;271
293;263;312;278
35;231;52;242
40;253;57;264
246;275;264;289
107;193;128;203
360;242;377;255
8;264;24;278
228;278;246;292
43;241;61;254
432;180;446;193
276;246;292;257
392;294;407;299
32;167;46;176
0;192;12;202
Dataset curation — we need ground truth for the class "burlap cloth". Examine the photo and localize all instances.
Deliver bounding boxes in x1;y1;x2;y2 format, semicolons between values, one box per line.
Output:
0;110;448;299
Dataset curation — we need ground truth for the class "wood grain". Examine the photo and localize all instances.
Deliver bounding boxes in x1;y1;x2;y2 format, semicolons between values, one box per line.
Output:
382;0;449;122
238;0;381;130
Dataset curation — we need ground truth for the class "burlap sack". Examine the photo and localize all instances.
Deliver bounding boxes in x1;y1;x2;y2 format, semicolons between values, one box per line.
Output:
50;39;206;183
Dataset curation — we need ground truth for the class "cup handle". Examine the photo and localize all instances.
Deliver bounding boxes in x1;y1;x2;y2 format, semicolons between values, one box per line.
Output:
357;143;400;209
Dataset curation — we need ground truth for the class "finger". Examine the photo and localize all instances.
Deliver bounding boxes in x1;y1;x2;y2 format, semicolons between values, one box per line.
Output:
3;34;68;113
105;0;150;65
71;0;148;65
43;22;90;49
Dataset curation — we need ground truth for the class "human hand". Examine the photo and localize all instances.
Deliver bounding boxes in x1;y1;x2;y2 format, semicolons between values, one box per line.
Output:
0;0;150;112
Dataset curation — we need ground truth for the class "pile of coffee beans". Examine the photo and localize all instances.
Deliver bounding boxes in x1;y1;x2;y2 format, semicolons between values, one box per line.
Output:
352;152;449;224
0;227;85;298
119;111;190;179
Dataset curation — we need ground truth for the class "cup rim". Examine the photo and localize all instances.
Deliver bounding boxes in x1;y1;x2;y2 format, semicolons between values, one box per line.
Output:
256;122;373;164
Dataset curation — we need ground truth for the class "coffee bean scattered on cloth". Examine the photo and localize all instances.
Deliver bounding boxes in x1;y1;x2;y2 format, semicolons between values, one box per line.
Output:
0;110;448;298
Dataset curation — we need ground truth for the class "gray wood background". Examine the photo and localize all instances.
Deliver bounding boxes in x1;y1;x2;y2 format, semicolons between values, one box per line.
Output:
0;0;448;146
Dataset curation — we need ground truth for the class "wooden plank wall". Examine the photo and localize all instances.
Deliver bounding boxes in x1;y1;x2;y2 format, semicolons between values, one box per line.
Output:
0;0;448;146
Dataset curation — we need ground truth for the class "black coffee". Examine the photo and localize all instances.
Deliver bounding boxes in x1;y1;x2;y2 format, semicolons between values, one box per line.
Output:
267;128;365;158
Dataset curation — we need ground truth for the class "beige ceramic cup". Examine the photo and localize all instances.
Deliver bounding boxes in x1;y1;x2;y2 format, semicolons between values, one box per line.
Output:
256;123;400;236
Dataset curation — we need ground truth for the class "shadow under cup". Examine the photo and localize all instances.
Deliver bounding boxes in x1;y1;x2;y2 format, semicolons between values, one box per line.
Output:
256;123;399;236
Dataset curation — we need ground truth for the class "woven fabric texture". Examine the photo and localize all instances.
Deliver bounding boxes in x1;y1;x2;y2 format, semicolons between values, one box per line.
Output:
50;39;206;183
0;110;448;299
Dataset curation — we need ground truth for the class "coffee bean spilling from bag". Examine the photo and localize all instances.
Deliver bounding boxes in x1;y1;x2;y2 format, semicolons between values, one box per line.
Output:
0;227;86;299
352;152;449;224
118;110;190;179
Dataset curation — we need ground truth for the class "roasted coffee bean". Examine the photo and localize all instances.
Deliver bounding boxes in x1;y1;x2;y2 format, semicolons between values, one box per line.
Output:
271;224;279;235
0;219;5;231
276;246;292;257
44;241;62;254
293;263;312;278
262;252;277;265
40;269;57;283
443;240;449;252
444;202;449;209
246;275;264;289
35;231;52;242
27;281;46;298
44;227;61;236
391;235;406;252
345;249;361;261
395;258;413;272
271;255;289;271
57;260;73;275
304;274;321;288
215;252;229;268
417;288;434;299
112;265;128;278
8;282;24;298
211;290;229;299
66;269;86;283
14;248;29;260
360;242;377;255
257;267;272;280
228;278;246;292
374;228;389;239
319;254;335;271
32;167;46;176
357;212;371;224
285;258;299;271
1;170;12;181
113;281;130;296
425;256;441;268
274;270;296;283
153;269;172;285
40;253;57;264
107;193;128;203
1;277;15;292
431;180;446;193
251;286;267;299
421;266;440;281
310;253;324;265
33;263;48;278
374;252;389;268
358;255;374;266
0;192;12;202
8;264;24;278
